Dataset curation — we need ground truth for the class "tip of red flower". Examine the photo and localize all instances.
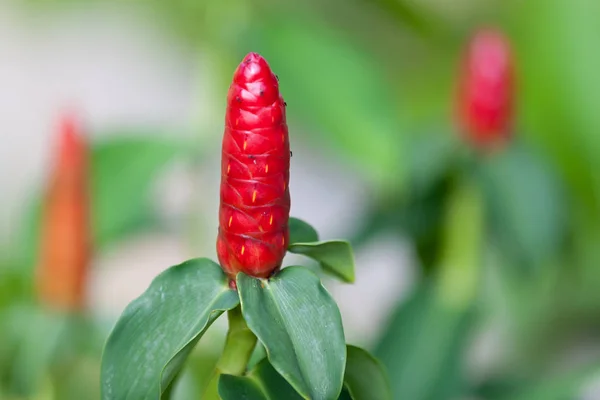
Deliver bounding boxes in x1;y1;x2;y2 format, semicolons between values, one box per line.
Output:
455;27;514;150
57;111;86;169
233;52;276;84
467;28;512;72
243;52;263;63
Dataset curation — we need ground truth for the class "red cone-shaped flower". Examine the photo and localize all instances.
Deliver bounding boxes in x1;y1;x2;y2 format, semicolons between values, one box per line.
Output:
37;112;90;311
217;53;290;280
456;28;514;149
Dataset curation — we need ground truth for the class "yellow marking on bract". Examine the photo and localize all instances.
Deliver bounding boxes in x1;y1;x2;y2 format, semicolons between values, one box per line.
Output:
228;216;233;227
243;141;247;151
281;133;285;143
235;118;239;127
241;245;245;255
281;237;285;246
252;191;257;203
265;164;269;173
227;164;231;174
283;182;286;191
269;214;273;225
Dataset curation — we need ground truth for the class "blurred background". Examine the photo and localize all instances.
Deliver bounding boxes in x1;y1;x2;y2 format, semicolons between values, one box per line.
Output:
2;0;600;399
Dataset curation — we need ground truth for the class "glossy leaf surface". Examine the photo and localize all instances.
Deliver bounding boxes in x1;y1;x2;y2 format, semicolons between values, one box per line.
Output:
101;258;239;400
237;267;346;400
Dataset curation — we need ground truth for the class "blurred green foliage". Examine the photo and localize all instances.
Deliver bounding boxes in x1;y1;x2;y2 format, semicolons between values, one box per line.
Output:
4;0;600;398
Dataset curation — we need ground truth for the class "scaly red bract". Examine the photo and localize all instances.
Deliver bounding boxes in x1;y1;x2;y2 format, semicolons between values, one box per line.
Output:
217;53;290;281
456;28;514;150
37;113;90;311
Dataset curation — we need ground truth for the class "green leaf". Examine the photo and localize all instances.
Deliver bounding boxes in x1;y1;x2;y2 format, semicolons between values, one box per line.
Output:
248;359;303;400
101;258;239;400
288;217;319;245
168;349;219;400
338;388;353;400
480;144;566;270
287;217;355;283
237;267;346;400
19;136;183;266
91;136;184;248
288;240;355;283
244;349;390;400
374;283;474;400
218;374;269;400
247;343;268;371
344;346;391;400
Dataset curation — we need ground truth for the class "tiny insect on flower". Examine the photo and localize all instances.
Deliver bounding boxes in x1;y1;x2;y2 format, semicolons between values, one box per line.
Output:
216;52;291;281
456;27;515;150
36;112;90;311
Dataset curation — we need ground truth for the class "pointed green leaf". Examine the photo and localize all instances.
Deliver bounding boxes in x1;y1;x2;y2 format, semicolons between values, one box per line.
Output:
287;217;355;283
288;217;319;245
288;240;355;283
101;258;239;400
237;267;346;400
218;374;269;400
344;346;391;400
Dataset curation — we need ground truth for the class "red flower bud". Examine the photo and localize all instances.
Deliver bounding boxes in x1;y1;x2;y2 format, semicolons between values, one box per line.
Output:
216;53;290;280
36;112;90;311
456;28;514;149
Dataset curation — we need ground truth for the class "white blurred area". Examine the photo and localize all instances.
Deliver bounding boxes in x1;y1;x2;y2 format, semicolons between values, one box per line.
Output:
0;1;413;347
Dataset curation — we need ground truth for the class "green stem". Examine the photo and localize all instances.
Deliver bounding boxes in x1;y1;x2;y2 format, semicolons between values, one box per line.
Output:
436;177;485;310
203;305;258;399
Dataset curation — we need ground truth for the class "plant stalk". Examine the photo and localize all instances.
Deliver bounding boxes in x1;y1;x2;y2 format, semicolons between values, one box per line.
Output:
202;305;257;399
436;177;485;310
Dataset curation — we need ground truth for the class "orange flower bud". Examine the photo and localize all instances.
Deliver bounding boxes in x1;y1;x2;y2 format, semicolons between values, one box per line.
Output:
36;113;90;311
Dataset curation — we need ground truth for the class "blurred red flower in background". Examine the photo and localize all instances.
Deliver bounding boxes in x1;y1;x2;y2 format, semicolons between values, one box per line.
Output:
456;28;515;150
36;112;90;311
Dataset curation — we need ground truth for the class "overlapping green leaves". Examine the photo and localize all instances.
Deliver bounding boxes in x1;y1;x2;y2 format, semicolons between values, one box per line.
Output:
219;347;391;400
236;267;346;400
